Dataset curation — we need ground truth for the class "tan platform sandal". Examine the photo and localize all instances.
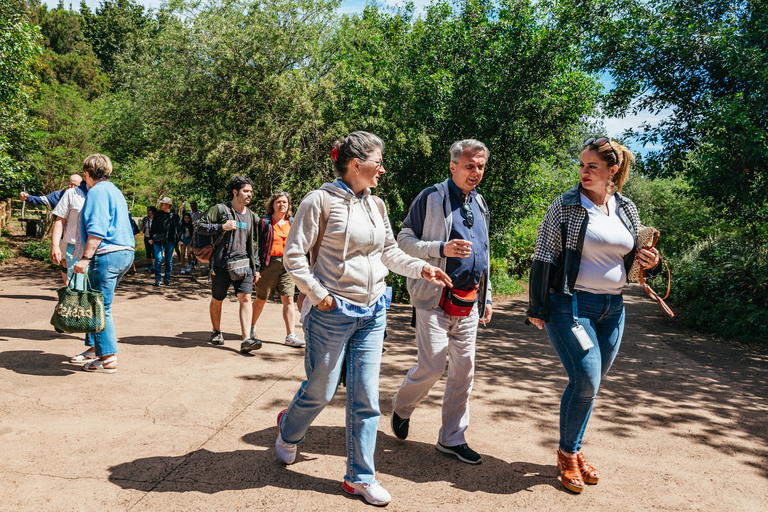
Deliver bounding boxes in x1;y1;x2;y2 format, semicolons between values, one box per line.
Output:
577;452;600;484
557;448;585;493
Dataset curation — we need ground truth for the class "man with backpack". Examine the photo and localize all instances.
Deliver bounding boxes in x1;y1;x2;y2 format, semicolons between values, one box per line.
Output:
197;176;261;351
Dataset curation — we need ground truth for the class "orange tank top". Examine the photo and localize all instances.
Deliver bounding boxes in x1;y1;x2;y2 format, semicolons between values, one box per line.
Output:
270;217;290;257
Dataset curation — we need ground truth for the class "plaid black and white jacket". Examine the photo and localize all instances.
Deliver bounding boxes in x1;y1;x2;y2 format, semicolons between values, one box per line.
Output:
526;185;652;322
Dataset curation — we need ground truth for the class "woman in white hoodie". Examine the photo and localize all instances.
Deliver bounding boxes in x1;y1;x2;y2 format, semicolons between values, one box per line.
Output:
277;131;451;506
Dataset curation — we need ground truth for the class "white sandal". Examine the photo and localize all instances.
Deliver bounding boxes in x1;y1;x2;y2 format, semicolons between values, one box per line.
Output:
83;355;117;374
70;349;97;363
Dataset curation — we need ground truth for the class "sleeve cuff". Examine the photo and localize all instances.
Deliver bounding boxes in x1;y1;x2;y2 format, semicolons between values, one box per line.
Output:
439;242;445;257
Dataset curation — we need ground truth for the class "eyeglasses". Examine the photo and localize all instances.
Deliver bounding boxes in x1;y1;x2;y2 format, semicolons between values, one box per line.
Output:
362;159;384;170
583;137;619;165
460;202;474;228
275;191;290;197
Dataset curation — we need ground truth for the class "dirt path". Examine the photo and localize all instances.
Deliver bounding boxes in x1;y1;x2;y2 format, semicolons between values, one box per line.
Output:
0;258;766;511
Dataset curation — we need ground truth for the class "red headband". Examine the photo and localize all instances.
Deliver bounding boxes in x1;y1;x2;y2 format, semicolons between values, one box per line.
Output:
330;148;339;161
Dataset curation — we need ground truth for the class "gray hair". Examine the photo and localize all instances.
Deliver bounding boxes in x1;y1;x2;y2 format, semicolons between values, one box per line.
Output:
449;139;490;163
332;131;385;176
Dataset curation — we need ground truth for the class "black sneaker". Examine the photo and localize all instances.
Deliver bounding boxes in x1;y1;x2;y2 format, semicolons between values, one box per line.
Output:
209;330;224;345
240;337;262;353
391;411;409;440
153;280;160;286
436;442;482;464
163;279;170;286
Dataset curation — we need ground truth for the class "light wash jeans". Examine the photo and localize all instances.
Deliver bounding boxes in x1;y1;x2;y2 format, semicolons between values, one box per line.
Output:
153;240;174;281
64;243;86;292
545;291;625;453
85;250;134;357
279;305;386;485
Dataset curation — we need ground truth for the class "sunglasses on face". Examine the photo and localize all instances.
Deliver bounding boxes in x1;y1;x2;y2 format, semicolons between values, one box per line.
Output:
460;202;474;228
583;137;619;165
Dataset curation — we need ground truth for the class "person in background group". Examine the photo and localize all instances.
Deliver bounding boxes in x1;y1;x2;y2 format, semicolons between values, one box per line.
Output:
49;177;89;287
526;137;661;494
72;154;135;374
18;174;81;209
49;175;90;338
149;197;181;286
189;201;204;270
140;206;156;272
277;132;452;507
197;176;261;350
179;212;194;274
249;191;304;348
390;139;493;466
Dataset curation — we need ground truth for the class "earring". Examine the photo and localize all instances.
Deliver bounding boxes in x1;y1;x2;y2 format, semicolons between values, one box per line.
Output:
355;169;360;176
605;176;617;195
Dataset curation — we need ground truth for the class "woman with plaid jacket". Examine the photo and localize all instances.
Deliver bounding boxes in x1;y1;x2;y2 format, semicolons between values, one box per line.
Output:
526;137;661;494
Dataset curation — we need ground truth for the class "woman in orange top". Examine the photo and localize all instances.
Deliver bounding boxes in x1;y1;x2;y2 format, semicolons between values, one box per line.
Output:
250;192;304;348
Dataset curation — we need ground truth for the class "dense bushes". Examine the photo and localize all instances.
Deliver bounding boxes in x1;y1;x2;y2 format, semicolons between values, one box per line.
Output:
672;235;768;342
622;176;768;344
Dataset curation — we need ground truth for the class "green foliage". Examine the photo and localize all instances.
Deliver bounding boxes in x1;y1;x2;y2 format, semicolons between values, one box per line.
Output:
29;1;110;100
334;0;601;229
490;269;525;296
0;0;43;197
114;0;339;205
80;0;151;81
621;176;717;257
21;237;53;264
0;240;13;263
133;243;146;259
571;0;767;223
672;233;768;343
30;83;98;193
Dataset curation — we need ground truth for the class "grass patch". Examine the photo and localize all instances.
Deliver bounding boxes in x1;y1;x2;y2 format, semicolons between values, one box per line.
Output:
0;242;12;263
21;238;54;265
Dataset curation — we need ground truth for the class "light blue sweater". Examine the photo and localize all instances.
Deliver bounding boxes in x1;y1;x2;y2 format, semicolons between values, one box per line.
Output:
80;181;135;251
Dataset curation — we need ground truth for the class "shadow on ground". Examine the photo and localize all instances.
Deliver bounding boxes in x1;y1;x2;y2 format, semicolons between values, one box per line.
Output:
109;425;558;496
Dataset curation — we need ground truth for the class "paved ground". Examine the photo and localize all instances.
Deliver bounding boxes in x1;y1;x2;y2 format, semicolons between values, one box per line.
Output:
0;258;767;511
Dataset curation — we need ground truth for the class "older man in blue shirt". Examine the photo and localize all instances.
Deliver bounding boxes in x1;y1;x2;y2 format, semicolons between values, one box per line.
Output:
391;139;493;465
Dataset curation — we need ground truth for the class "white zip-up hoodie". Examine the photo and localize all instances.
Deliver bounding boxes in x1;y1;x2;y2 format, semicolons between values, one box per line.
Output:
284;180;426;307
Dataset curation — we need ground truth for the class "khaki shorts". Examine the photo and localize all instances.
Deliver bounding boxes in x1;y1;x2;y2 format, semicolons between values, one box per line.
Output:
254;257;295;300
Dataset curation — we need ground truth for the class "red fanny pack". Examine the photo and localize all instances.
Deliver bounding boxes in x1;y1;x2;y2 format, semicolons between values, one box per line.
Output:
438;286;478;317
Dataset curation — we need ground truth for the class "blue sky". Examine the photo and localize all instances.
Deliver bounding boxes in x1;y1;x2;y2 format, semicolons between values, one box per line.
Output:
76;0;665;155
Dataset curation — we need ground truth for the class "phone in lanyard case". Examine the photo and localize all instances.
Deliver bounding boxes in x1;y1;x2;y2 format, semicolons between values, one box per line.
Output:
571;324;594;350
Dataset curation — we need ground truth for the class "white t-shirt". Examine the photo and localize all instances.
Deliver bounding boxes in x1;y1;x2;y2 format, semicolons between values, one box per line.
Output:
52;187;86;246
574;193;635;295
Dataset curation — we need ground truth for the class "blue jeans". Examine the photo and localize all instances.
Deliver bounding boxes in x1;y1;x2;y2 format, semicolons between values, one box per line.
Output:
64;243;86;291
85;250;134;357
153;241;174;281
280;305;386;484
545;291;625;453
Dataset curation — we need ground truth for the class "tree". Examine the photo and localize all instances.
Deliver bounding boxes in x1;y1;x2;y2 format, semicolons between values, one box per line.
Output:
0;0;42;197
80;0;151;85
28;1;110;100
29;83;99;193
115;0;340;203
568;0;767;222
329;0;600;230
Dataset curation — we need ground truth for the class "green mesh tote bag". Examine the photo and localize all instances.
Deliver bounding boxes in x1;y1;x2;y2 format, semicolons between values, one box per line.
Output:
50;274;106;333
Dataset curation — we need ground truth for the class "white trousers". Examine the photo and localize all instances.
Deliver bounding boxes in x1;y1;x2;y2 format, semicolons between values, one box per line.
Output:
392;304;478;446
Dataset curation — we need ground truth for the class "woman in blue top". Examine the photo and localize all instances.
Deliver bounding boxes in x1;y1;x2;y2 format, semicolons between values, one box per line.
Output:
73;154;135;374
